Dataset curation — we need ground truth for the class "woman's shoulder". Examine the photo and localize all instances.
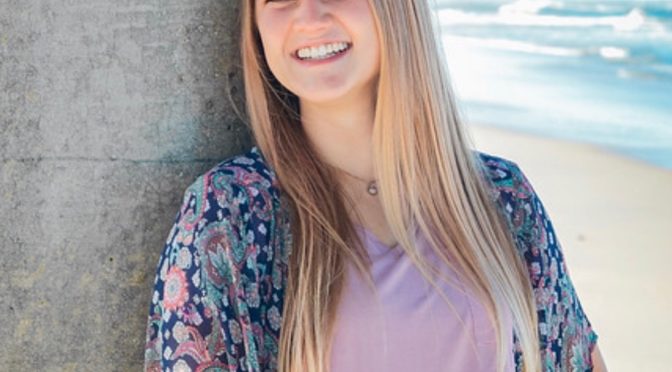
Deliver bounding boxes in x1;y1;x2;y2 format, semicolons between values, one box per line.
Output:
473;150;548;266
168;145;287;304
193;145;278;195
474;150;550;254
172;145;283;242
475;150;536;204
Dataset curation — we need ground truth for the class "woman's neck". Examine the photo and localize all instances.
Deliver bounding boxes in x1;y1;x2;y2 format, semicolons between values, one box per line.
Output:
299;94;376;181
299;94;396;245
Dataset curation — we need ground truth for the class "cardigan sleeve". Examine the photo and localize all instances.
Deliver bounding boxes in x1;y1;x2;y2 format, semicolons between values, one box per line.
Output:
502;160;599;371
143;170;260;371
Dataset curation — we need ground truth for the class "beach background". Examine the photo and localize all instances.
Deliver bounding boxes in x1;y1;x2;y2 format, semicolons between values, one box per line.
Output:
432;1;672;370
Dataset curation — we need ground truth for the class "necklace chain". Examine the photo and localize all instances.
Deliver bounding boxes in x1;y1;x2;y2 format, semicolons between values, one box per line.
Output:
328;164;378;196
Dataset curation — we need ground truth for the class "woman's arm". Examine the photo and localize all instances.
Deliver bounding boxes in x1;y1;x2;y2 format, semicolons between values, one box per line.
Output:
144;170;259;371
143;175;241;371
484;156;601;371
592;343;608;372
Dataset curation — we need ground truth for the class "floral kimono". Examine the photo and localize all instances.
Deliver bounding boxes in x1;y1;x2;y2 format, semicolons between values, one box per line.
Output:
143;146;598;371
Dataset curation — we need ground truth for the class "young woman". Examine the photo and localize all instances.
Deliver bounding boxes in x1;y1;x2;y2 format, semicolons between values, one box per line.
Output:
144;1;607;371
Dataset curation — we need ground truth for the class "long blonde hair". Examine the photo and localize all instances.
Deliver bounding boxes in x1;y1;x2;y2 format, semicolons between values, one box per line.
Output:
239;1;541;371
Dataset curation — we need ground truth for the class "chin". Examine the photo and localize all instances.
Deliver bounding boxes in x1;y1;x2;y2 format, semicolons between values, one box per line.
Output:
296;89;352;105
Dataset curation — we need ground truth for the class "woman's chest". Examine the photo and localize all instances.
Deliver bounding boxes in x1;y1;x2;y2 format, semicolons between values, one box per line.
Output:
327;231;515;372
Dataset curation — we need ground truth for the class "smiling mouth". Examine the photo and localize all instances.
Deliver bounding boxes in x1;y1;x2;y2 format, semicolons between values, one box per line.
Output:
294;42;352;61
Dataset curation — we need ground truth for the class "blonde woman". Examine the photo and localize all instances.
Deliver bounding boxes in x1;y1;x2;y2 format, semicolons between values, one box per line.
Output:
144;0;607;371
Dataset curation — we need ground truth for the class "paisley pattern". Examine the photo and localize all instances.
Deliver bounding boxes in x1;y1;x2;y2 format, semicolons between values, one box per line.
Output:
143;146;598;371
479;153;599;371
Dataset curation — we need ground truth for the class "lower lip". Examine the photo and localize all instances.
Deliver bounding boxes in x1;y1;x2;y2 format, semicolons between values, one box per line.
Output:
294;46;351;67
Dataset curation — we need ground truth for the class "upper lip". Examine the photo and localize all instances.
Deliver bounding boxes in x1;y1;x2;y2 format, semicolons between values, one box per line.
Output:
292;40;351;56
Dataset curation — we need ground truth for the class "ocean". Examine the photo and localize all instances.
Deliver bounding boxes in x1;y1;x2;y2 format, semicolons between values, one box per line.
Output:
432;0;672;169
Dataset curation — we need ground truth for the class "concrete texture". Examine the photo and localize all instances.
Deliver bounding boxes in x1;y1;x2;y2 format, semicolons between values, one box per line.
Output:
0;1;250;370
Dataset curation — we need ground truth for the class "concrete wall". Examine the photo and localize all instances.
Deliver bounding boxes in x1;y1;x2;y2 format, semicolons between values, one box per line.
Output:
0;1;250;370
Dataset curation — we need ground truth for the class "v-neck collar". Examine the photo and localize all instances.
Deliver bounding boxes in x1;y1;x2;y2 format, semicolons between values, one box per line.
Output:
354;224;422;252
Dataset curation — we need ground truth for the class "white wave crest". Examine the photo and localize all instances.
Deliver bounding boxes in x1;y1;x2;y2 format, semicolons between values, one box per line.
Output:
443;35;637;63
443;35;584;57
599;46;629;60
438;7;657;33
499;0;556;15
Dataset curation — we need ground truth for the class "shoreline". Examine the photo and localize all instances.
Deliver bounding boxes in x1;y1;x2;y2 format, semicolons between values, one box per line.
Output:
469;123;672;372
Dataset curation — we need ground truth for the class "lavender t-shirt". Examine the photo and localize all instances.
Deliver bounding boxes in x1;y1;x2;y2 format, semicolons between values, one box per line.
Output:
328;225;515;372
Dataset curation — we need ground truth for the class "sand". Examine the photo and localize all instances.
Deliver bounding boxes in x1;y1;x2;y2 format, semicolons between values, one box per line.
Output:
469;123;672;371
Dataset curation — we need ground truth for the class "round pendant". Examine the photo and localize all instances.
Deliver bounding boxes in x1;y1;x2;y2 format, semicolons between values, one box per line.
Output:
367;181;378;196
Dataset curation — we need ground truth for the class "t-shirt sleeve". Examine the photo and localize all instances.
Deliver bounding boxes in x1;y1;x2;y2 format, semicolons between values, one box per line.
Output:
505;161;599;371
143;173;254;371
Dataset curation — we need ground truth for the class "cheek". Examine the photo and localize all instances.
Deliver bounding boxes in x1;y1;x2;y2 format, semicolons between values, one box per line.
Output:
348;4;379;51
256;16;285;66
259;39;284;82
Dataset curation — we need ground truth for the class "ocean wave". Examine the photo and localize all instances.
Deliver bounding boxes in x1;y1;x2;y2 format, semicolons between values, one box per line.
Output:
499;0;557;16
444;34;652;68
599;46;629;60
437;7;666;34
445;34;639;60
443;34;583;57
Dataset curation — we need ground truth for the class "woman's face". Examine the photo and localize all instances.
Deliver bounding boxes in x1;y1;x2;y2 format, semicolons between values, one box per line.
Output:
254;0;380;105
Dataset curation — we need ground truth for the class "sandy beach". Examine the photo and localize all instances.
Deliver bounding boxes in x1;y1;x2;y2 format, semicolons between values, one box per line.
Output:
469;123;672;372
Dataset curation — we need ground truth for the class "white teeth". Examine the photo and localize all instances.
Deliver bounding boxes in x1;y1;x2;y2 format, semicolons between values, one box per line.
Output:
297;42;349;60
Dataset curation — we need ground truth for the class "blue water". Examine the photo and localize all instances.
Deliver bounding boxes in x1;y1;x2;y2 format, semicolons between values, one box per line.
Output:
433;0;672;169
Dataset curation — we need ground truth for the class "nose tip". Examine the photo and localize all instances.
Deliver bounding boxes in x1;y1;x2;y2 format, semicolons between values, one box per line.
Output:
294;0;332;31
